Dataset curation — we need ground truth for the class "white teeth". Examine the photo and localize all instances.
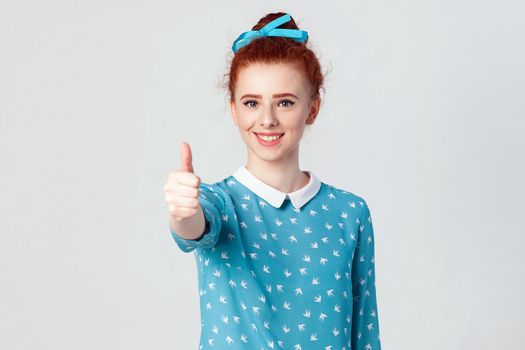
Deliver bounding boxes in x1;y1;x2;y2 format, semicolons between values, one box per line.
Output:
257;134;282;141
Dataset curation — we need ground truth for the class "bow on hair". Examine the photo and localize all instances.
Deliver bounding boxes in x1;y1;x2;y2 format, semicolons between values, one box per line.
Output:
232;13;309;53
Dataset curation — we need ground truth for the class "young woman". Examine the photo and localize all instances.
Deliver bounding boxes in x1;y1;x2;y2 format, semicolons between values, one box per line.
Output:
163;12;382;350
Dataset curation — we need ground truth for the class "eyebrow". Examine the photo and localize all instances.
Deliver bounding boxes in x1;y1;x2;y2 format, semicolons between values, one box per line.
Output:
240;93;299;100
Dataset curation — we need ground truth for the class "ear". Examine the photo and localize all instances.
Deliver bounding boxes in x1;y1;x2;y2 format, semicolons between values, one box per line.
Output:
230;100;239;127
306;97;321;125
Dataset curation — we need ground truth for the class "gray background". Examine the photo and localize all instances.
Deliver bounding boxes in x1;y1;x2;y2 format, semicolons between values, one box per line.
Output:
1;0;524;349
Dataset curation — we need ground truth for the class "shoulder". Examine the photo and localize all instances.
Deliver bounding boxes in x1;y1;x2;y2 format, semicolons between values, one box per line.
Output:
321;181;370;215
200;175;233;192
198;175;236;201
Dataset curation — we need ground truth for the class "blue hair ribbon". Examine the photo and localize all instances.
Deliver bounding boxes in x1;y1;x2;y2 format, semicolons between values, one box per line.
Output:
232;13;308;53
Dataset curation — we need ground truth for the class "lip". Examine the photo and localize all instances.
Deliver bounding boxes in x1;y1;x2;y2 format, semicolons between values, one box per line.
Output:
254;132;285;136
253;132;284;146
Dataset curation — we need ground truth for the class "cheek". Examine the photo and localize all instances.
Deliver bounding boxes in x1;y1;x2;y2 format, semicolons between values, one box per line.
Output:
242;116;269;132
237;117;253;130
282;116;306;131
236;116;257;134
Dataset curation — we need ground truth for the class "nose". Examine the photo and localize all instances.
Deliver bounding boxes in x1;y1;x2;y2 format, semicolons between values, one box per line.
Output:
259;105;278;127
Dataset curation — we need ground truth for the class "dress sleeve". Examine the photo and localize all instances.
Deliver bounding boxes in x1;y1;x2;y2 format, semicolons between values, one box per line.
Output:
169;183;227;253
351;200;382;349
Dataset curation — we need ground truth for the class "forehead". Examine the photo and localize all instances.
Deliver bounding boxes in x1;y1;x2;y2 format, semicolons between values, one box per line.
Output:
236;63;308;96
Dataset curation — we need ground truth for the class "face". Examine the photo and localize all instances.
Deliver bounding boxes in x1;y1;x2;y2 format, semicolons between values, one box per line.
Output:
230;63;320;164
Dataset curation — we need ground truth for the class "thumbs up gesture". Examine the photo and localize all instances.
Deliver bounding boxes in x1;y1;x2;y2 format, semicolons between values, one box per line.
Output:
163;142;202;222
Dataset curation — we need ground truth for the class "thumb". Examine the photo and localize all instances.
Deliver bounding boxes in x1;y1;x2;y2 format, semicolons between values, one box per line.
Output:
180;142;194;173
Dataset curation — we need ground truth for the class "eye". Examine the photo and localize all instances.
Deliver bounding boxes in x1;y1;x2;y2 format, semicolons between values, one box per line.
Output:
243;100;258;108
278;99;295;107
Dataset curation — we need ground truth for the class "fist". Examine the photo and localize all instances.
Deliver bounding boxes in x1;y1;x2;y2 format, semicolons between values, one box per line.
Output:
163;142;201;222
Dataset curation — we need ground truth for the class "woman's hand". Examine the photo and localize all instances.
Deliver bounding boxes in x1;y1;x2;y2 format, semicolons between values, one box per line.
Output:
164;142;202;222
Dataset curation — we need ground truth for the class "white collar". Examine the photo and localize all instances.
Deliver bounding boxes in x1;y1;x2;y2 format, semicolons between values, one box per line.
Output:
232;166;322;209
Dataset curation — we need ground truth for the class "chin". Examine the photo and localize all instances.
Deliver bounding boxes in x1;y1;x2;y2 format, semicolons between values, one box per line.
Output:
246;146;282;162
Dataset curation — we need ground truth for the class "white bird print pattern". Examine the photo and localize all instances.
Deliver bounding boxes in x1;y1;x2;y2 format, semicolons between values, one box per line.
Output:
170;167;382;349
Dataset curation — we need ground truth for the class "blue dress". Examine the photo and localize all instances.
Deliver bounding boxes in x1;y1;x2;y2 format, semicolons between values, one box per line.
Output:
170;166;382;350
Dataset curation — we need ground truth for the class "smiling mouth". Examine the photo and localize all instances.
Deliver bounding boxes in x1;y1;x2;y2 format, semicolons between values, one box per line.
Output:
254;132;284;141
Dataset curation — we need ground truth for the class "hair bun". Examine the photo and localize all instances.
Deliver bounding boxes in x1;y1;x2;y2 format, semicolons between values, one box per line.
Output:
253;12;300;32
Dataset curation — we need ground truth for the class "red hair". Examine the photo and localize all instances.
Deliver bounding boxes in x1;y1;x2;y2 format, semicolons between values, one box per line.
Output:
222;12;326;104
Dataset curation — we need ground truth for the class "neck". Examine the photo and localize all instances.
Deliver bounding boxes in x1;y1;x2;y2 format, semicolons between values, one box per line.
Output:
245;151;310;194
